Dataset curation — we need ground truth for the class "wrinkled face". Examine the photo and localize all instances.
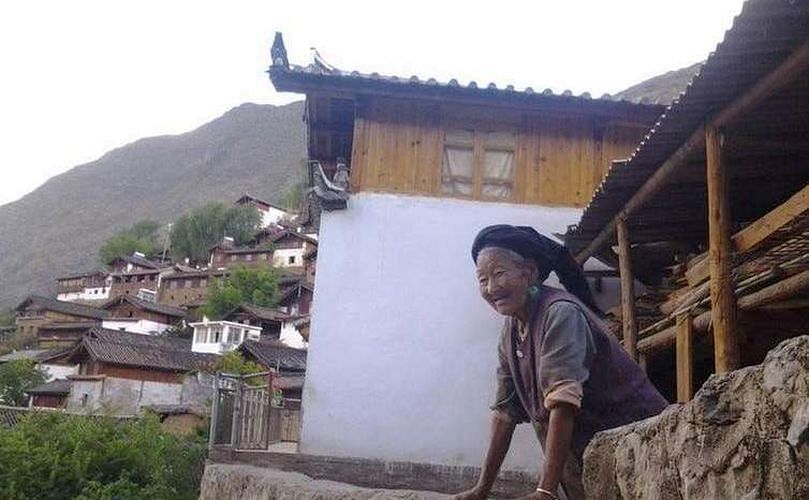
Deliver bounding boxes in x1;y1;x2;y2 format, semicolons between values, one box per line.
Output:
475;247;534;317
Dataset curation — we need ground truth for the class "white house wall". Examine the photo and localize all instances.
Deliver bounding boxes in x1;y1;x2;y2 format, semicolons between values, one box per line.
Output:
41;363;78;381
273;248;305;268
302;193;622;472
102;319;170;335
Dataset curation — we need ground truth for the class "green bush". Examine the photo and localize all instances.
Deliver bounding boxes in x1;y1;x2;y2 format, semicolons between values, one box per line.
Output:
0;412;206;500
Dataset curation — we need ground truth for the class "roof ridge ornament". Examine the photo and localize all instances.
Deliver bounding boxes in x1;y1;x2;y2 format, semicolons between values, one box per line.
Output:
271;32;289;68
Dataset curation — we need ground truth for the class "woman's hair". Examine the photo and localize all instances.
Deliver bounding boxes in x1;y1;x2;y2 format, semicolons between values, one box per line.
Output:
472;225;603;316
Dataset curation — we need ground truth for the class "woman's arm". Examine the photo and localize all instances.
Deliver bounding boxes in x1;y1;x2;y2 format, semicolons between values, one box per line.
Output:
455;411;517;500
538;403;576;495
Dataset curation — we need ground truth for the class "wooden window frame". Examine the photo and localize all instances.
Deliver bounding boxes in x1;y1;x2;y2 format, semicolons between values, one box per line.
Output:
440;126;517;202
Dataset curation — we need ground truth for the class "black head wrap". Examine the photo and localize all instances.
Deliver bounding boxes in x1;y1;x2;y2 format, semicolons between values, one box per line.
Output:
471;224;603;316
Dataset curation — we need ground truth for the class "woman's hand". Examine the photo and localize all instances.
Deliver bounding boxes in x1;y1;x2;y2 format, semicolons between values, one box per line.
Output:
454;485;488;500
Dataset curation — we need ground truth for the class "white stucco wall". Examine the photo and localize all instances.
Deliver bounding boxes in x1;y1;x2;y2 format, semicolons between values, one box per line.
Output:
41;363;78;381
102;319;170;335
302;193;622;472
279;322;308;349
57;286;109;302
273;248;305;268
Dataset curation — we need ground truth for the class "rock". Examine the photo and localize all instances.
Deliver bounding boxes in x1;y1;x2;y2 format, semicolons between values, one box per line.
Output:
199;463;452;500
583;335;809;500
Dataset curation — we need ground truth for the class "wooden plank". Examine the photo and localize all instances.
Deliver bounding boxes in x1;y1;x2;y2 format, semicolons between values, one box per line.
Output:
616;217;638;361
706;122;739;374
575;39;809;264
675;314;694;403
733;183;809;251
686;183;809;285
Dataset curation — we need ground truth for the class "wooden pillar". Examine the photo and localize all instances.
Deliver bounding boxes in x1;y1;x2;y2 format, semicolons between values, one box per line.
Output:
675;314;694;402
616;216;638;361
705;123;739;373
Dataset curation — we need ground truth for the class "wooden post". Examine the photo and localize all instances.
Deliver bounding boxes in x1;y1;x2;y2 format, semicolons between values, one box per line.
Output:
675;314;694;403
616;217;638;361
706;123;739;373
208;375;220;450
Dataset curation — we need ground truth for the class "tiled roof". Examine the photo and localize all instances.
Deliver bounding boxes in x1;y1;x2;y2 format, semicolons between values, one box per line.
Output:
269;33;665;118
225;303;290;322
161;269;228;280
566;0;809;254
26;379;71;395
38;321;100;331
235;193;288;212
70;328;219;372
239;339;306;372
102;295;187;319
0;349;51;363
56;270;107;281
15;295;109;320
142;403;207;417
273;374;305;391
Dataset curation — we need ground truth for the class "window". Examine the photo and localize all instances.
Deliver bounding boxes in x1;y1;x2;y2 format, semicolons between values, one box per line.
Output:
441;129;515;201
288;256;296;265
200;278;208;288
441;129;474;197
230;255;237;262
260;253;268;260
185;279;193;289
245;254;253;261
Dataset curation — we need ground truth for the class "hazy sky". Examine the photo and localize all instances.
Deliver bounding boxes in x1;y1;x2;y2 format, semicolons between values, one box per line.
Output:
0;0;745;206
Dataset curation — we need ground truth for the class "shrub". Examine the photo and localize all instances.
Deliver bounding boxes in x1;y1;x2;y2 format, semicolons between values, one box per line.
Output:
0;412;206;500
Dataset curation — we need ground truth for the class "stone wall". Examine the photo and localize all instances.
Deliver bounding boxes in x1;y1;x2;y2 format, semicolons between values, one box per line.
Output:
583;335;809;499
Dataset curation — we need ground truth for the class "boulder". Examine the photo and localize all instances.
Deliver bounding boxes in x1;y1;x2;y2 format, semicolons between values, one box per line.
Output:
200;463;451;500
583;335;809;499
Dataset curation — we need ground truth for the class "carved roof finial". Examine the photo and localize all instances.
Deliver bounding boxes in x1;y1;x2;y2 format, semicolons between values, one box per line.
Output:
271;32;289;68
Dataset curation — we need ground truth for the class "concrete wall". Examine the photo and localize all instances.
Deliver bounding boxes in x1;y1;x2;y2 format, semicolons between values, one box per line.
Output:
302;193;622;472
41;363;78;381
66;374;212;415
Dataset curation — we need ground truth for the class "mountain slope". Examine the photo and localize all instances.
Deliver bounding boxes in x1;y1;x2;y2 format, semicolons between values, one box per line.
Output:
613;62;703;105
0;101;306;309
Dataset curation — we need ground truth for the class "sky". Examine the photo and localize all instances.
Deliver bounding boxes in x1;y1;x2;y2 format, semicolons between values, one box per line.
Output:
0;0;746;206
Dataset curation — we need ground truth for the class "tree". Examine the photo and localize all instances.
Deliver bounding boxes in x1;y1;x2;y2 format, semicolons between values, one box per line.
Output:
213;351;269;388
99;219;162;264
0;359;47;406
169;203;262;263
201;266;279;320
279;160;308;212
0;412;206;500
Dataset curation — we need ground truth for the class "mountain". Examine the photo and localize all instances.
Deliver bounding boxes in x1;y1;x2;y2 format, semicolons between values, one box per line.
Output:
0;101;306;309
613;62;703;105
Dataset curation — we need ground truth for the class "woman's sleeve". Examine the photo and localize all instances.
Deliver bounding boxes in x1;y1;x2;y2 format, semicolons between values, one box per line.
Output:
491;327;529;423
537;301;597;411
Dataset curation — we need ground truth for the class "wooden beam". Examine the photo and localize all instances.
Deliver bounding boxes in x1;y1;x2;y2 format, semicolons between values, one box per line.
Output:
733;183;809;252
616;217;638;361
575;39;809;264
685;183;809;285
640;256;809;355
675;314;694;403
706;122;739;374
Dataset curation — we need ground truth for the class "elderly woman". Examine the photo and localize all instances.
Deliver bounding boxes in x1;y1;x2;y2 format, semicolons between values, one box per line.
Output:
456;225;667;500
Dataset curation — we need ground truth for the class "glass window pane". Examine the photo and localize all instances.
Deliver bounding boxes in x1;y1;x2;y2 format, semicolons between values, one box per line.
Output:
441;146;474;197
482;149;515;200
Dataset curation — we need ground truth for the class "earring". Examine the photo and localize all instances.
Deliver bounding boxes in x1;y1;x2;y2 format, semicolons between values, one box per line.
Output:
527;285;539;298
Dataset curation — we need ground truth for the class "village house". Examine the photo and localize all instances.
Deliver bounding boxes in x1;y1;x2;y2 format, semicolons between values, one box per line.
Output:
0;347;77;382
157;269;227;308
268;33;664;472
25;379;71;409
235;193;292;227
107;252;167;300
252;228;317;270
564;5;809;404
209;244;275;270
238;339;307;402
276;279;313;316
55;271;111;302
189;318;262;355
65;328;218;416
221;302;290;338
100;295;186;335
14;295;108;346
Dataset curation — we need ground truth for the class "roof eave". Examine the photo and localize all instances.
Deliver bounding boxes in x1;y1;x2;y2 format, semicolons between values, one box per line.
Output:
269;66;665;121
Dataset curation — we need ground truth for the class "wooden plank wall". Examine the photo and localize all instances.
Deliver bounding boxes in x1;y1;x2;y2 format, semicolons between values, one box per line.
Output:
349;97;648;207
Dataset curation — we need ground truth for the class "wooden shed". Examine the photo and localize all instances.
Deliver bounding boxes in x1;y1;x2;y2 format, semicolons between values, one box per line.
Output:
565;0;809;402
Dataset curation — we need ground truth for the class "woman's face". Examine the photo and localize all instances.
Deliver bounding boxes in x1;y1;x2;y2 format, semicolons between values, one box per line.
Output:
475;248;533;317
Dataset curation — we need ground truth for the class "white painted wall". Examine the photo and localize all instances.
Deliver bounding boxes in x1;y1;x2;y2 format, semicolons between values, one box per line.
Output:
102;319;170;335
57;286;110;302
190;320;262;354
273;248;305;268
41;363;78;381
279;321;308;349
302;193;622;472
